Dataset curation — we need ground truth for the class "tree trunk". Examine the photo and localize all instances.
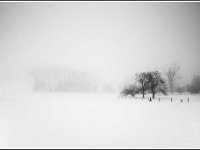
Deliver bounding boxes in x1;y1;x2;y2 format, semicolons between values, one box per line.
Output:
152;92;155;99
142;84;144;98
170;83;174;94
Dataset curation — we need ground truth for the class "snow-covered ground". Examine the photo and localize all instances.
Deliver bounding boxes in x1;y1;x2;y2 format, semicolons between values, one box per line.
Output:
0;92;200;148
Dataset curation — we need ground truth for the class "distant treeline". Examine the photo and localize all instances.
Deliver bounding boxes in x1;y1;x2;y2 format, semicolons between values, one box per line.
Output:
30;68;98;92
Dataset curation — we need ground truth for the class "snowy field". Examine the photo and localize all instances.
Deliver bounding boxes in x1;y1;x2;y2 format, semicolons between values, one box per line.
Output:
0;92;200;148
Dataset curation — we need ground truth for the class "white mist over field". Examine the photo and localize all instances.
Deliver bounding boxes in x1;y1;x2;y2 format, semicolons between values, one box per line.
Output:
0;2;200;148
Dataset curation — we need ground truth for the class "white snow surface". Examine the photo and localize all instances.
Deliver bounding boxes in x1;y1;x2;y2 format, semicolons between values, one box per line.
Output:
0;92;200;148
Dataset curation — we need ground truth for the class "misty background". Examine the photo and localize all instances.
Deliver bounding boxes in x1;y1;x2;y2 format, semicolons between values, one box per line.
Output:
0;2;200;95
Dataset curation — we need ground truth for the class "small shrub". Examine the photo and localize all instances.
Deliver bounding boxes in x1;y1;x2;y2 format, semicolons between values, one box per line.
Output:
120;85;140;97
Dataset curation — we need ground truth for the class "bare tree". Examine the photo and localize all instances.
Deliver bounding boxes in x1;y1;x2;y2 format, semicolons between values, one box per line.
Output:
136;72;148;98
146;71;167;99
165;64;180;94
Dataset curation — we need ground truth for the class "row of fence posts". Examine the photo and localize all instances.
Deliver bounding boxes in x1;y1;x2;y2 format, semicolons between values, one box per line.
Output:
154;97;190;103
127;96;190;103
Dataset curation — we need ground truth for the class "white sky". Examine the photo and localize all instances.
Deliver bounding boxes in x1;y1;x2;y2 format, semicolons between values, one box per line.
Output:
0;2;200;90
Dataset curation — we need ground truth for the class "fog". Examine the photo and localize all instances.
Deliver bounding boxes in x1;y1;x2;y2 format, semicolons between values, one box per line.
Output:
1;2;200;148
0;2;200;94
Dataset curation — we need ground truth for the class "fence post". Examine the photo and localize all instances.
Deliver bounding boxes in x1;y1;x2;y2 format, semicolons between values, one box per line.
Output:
188;97;189;103
159;97;160;102
171;98;172;102
181;99;183;103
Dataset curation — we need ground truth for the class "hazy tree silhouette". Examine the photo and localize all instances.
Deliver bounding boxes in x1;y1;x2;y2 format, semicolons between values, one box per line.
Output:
165;64;180;94
146;71;167;99
187;75;200;94
175;86;186;95
30;68;98;92
136;72;148;98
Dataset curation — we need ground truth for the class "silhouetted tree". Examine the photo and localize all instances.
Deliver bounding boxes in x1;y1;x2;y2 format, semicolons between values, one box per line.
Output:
146;71;167;99
136;72;148;98
165;64;180;94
